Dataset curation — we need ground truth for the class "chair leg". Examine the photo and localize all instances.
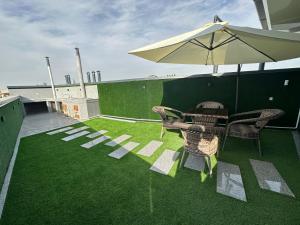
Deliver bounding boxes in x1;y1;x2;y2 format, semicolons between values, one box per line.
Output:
180;150;186;168
160;126;165;139
221;134;228;151
257;137;262;156
205;156;212;177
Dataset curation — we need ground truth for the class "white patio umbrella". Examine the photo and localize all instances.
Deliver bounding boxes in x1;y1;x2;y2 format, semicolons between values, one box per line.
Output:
129;20;300;111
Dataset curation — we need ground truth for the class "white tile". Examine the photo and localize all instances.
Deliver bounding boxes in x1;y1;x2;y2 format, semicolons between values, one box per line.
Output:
150;150;180;175
65;126;89;134
250;159;295;197
137;140;163;157
62;130;90;142
108;142;140;159
86;130;108;138
105;134;132;147
184;154;205;171
46;126;74;135
81;135;111;149
217;161;247;202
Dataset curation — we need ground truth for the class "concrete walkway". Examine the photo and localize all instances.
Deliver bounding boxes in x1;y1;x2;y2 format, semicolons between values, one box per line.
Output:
20;112;79;137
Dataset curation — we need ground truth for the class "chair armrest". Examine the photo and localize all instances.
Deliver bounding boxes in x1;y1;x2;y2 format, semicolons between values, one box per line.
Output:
229;110;263;119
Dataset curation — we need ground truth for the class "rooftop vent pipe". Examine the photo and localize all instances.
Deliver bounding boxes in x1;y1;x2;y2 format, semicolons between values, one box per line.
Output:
75;48;87;98
87;72;91;83
97;70;101;82
92;71;96;83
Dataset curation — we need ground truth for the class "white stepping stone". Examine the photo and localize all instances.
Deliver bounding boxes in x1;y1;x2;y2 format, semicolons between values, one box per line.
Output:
47;126;74;135
62;130;90;142
65;126;89;135
250;159;295;197
184;153;205;171
105;134;132;147
81;135;111;149
108;142;140;159
137;140;163;157
150;150;180;175
86;130;108;138
217;161;247;202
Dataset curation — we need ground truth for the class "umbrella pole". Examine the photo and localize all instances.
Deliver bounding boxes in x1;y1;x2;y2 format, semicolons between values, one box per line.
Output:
235;64;241;113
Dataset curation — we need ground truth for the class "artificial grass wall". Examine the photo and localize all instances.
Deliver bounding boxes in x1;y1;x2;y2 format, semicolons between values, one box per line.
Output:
0;98;24;188
98;68;300;127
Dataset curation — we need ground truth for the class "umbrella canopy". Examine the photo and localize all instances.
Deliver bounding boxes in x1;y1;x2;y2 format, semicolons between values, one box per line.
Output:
129;21;300;65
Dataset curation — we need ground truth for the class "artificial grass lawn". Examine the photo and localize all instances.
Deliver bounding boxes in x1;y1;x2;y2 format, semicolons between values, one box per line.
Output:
1;118;300;225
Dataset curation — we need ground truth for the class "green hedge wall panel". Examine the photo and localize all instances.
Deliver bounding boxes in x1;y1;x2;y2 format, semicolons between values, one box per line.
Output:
0;99;23;188
98;68;300;127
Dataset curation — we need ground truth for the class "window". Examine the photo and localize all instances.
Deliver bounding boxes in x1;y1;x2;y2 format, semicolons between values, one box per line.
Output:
0;116;4;122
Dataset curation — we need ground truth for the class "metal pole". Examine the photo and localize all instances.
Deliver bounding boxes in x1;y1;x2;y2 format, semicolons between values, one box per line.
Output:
75;48;87;98
212;15;222;73
45;57;59;112
235;64;241;113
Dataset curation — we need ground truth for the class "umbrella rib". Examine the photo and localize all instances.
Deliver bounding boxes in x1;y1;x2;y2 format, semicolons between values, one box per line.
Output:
156;42;189;63
223;29;277;62
189;40;210;50
212;36;237;49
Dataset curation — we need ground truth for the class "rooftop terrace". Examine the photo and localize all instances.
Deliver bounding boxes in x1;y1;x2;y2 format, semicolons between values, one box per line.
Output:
0;116;299;225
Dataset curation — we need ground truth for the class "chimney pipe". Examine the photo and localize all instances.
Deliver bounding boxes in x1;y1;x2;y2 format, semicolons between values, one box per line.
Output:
97;70;101;82
75;48;87;98
87;72;91;83
65;74;71;84
45;57;59;111
92;71;96;83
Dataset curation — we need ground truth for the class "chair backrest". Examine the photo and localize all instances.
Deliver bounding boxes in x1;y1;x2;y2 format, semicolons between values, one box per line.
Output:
152;106;183;122
255;109;285;129
152;106;167;121
196;101;224;109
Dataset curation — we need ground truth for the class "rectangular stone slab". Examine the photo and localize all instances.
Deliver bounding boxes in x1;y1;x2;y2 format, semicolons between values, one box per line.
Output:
81;135;111;149
108;142;140;159
62;130;90;142
250;159;295;197
217;161;247;202
184;153;205;171
105;134;132;147
150;150;180;175
65;126;89;135
86;130;108;139
137;140;163;157
47;126;74;135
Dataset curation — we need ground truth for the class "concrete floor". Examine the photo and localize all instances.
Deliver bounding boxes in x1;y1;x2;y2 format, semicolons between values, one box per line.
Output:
20;112;79;137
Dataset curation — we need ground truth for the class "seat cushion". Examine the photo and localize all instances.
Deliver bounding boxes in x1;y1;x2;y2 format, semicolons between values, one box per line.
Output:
185;135;219;156
229;124;259;139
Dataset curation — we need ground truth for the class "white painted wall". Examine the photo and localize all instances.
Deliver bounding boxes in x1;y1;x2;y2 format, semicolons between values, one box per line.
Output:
8;84;99;102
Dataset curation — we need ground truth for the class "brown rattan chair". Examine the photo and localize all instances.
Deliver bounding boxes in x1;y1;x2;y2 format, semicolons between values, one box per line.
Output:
193;101;224;126
152;106;185;138
176;122;225;176
222;109;284;156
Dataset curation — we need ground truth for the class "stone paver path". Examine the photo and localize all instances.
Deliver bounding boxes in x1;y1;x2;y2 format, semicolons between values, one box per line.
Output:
105;134;132;147
62;130;90;142
81;135;111;149
65;126;89;135
250;159;295;197
150;150;180;175
217;161;247;202
137;140;163;157
108;142;140;159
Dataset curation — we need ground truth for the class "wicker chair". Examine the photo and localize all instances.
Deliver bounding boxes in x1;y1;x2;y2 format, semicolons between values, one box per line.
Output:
193;101;224;126
176;122;225;176
152;106;185;138
222;109;284;155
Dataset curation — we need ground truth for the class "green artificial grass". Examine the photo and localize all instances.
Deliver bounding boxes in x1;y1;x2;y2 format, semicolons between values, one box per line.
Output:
1;118;300;225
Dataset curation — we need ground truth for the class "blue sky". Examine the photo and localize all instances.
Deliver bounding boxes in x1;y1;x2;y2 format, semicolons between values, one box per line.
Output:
1;0;300;87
